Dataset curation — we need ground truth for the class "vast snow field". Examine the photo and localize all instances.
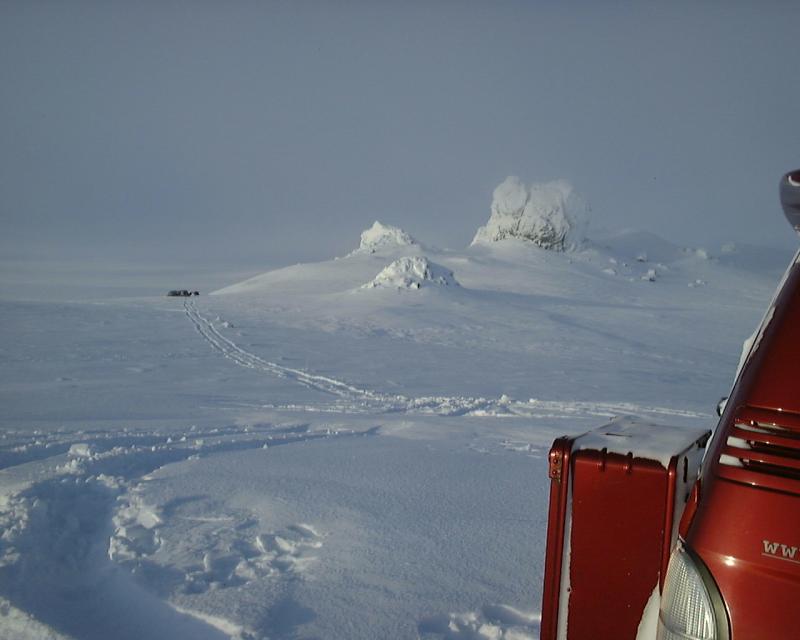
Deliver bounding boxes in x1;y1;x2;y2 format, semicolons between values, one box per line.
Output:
0;224;792;639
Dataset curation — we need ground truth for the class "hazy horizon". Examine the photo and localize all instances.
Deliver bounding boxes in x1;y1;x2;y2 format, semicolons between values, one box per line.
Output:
2;1;799;280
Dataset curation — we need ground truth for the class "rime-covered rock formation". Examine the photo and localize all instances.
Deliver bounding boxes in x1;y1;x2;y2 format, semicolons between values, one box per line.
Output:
349;221;417;256
361;256;459;290
472;177;588;251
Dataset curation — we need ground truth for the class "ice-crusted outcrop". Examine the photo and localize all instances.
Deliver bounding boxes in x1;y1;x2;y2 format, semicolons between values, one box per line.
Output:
472;177;588;251
361;256;459;290
349;221;417;256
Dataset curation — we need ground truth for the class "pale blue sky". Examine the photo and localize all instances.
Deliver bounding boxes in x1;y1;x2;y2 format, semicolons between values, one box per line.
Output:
2;1;799;277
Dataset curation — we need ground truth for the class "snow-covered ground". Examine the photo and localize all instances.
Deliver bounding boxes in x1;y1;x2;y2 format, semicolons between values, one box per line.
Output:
0;223;792;639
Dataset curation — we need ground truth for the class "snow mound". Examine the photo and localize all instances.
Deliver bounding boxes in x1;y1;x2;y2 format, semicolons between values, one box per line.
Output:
350;221;417;255
361;257;459;290
472;177;588;251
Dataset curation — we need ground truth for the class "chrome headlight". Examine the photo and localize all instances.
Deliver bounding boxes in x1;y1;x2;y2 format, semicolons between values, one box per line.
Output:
657;543;729;640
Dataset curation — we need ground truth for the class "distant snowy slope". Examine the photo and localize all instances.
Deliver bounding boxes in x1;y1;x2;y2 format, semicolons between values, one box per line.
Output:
200;220;796;419
213;221;423;296
211;256;377;296
589;230;685;265
212;221;792;312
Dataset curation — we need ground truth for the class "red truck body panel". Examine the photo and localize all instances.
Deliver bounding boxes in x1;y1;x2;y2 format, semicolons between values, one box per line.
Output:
685;253;800;639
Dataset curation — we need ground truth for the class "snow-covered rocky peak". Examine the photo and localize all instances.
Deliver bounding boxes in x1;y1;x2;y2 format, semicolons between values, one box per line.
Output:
350;221;417;256
361;256;459;290
472;177;588;251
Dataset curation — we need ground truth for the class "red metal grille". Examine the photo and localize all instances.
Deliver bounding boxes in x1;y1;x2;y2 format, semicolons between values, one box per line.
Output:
716;406;800;494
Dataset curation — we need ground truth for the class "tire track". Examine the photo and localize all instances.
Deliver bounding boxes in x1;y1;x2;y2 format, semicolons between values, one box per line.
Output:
184;300;709;421
185;300;384;402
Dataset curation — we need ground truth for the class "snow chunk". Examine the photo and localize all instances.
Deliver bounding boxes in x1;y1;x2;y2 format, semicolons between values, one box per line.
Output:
641;268;657;282
472;177;588;251
361;257;459;290
682;246;711;260
68;443;94;458
350;221;417;255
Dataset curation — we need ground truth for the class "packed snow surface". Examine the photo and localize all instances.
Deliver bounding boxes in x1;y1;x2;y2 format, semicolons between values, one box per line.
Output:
472;177;588;251
0;225;793;639
361;256;459;290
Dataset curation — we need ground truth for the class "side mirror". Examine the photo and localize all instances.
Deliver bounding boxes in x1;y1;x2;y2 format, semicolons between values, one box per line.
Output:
716;397;728;417
780;170;800;233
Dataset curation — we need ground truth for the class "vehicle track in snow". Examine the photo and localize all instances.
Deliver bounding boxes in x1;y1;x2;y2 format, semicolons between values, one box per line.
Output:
184;299;386;404
185;300;710;422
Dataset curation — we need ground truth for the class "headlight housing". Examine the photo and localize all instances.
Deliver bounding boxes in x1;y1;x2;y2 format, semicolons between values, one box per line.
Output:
657;543;730;640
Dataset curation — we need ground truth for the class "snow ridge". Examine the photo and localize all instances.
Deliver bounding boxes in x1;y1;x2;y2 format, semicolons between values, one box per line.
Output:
361;256;459;290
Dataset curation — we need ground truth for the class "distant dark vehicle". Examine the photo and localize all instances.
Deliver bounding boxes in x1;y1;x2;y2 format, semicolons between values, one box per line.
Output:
166;290;199;297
